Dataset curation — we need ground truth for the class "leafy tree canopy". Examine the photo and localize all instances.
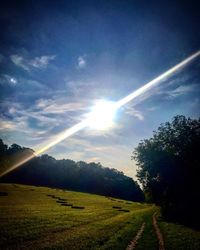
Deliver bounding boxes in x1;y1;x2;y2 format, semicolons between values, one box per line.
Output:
133;115;200;228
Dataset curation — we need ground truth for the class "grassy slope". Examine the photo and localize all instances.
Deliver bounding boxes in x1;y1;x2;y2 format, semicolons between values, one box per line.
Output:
0;183;199;250
157;215;200;250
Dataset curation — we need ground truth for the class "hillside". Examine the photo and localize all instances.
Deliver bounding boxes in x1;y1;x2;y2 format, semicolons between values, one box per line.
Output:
0;139;143;202
0;183;199;250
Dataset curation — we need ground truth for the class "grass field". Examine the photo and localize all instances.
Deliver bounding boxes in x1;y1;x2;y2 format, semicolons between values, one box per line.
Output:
0;183;199;250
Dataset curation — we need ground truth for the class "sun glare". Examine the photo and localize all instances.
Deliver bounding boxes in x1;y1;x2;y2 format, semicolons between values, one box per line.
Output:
1;51;199;178
86;100;117;130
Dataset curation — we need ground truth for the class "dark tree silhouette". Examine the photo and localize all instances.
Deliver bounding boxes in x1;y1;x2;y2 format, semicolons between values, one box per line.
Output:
0;139;143;202
133;115;200;228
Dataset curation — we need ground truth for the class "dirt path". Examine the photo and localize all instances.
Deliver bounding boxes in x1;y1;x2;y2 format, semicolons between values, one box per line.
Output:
126;222;146;250
153;213;165;250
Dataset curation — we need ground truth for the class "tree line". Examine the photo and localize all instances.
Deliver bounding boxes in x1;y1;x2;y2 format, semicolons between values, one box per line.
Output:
0;139;144;201
133;115;200;228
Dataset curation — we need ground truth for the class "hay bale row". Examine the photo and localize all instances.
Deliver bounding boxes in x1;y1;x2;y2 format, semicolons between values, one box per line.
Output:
46;193;85;209
0;192;8;196
118;209;130;212
112;206;122;209
61;203;73;207
71;206;85;209
112;206;130;212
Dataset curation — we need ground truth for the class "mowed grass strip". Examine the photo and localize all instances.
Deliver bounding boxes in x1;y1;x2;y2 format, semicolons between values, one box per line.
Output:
16;207;154;250
0;183;153;249
1;184;200;250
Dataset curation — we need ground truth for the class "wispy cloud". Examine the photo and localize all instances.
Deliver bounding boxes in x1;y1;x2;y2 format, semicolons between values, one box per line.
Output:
0;120;17;130
125;107;144;120
10;54;29;71
29;55;56;69
0;103;57;144
0;95;90;144
66;79;95;97
77;56;86;69
153;83;198;100
165;84;197;98
10;54;56;71
23;79;48;90
36;98;88;115
146;106;158;112
0;75;49;91
0;74;18;85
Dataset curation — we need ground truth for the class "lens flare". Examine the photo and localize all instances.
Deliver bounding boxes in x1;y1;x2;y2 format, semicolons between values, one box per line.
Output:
0;50;199;178
116;50;200;108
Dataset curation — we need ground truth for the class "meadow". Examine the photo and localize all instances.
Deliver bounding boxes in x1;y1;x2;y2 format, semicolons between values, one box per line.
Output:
0;183;199;249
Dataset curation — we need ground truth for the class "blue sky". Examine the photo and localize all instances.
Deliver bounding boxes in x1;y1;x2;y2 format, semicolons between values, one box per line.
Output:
0;0;200;179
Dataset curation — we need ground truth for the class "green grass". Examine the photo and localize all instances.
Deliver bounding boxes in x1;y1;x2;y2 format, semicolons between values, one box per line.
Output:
157;215;200;250
0;183;199;250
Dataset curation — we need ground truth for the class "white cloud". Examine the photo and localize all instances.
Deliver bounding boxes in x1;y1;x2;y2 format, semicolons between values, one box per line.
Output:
77;56;86;69
0;114;51;148
0;97;89;144
10;54;29;71
36;98;88;115
0;120;17;130
29;55;56;69
0;104;57;145
10;54;56;71
165;84;196;98
0;94;89;142
125;107;144;120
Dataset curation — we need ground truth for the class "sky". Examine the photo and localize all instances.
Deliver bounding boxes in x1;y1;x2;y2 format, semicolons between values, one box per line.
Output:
0;0;200;180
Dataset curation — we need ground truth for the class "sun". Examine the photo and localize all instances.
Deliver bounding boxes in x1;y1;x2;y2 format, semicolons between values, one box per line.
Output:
86;100;117;130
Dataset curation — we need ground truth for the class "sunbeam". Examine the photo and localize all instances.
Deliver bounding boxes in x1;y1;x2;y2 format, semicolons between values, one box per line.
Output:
0;50;199;178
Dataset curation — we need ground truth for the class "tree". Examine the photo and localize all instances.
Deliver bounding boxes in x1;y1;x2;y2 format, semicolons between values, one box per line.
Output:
133;115;200;228
0;139;8;156
0;138;144;202
0;139;8;171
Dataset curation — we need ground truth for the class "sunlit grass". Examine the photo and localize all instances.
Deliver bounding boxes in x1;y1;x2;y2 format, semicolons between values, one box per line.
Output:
0;183;199;249
0;183;153;249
